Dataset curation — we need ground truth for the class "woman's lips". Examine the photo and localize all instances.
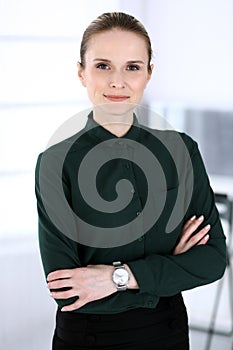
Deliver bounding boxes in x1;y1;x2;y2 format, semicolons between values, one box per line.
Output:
104;94;130;102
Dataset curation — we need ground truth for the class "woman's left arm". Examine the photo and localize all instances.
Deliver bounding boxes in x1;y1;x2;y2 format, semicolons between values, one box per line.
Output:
126;138;227;297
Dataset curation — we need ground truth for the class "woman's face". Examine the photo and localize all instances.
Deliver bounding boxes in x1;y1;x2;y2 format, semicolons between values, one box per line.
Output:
78;29;153;115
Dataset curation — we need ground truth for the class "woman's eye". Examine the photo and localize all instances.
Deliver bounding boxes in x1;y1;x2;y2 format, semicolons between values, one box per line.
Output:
96;63;110;70
127;65;140;71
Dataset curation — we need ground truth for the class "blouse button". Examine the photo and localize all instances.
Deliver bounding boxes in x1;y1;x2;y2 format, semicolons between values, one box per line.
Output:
85;335;96;346
147;300;154;307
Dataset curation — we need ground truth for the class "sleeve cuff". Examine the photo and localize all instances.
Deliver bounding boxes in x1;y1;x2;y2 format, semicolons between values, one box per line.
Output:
127;259;156;294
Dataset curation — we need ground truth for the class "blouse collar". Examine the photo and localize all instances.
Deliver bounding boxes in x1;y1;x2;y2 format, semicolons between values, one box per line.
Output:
85;111;141;143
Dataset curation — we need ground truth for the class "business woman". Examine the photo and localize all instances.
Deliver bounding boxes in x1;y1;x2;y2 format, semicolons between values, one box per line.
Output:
35;12;227;350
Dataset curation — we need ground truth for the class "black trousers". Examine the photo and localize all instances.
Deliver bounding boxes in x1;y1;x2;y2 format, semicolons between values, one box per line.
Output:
52;293;189;350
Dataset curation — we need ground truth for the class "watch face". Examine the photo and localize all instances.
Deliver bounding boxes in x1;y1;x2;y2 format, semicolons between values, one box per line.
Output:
113;268;129;285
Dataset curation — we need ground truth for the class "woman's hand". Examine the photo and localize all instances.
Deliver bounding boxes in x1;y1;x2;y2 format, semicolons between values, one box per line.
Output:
173;215;211;255
47;264;117;312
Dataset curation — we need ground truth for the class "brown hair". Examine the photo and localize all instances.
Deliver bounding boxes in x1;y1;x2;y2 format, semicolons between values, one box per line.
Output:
80;12;153;72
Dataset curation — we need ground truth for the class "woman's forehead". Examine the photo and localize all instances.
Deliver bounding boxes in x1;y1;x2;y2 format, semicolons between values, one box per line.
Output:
85;30;148;60
89;29;146;44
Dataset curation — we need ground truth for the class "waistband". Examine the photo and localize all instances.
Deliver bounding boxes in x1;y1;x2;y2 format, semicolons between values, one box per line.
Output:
56;293;184;324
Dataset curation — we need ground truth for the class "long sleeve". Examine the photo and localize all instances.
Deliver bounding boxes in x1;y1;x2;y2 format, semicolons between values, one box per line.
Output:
127;137;227;296
35;152;81;308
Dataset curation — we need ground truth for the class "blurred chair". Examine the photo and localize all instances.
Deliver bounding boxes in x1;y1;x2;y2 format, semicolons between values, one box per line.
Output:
191;193;233;350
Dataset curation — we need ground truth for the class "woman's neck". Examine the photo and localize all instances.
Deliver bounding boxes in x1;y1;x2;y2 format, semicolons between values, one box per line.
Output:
93;110;134;137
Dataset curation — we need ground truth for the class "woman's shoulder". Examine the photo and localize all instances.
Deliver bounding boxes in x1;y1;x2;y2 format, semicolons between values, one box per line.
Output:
140;124;198;155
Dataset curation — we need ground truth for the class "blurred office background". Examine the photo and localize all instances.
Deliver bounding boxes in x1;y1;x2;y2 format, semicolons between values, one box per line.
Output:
0;0;233;349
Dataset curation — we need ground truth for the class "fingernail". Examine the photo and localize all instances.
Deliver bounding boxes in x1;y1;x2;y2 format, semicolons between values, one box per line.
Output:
198;215;204;221
61;307;67;312
205;234;209;240
190;215;196;221
205;224;211;230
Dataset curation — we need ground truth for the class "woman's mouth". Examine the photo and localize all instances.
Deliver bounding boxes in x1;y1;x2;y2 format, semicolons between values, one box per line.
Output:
103;94;130;102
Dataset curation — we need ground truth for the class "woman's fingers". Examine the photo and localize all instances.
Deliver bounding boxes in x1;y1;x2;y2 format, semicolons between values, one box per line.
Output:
182;215;196;230
180;215;205;244
188;224;211;246
47;278;73;290
47;269;73;282
178;215;204;247
173;215;211;255
61;299;86;312
197;231;211;245
197;233;210;246
50;288;78;299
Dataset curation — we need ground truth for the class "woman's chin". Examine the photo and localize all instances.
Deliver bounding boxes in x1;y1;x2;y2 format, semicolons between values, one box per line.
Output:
93;102;136;117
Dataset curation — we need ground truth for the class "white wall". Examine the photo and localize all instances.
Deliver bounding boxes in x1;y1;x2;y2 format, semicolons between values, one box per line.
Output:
149;0;233;110
120;0;233;110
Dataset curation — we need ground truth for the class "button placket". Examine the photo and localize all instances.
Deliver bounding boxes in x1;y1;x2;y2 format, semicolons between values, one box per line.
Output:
85;334;96;346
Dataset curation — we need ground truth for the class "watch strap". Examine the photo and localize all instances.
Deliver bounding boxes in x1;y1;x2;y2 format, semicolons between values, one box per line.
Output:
113;261;123;268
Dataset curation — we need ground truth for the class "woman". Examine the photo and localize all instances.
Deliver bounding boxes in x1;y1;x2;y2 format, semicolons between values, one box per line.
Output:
35;12;227;350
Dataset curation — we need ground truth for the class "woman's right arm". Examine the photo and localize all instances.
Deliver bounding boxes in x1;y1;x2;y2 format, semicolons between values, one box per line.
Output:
35;152;81;308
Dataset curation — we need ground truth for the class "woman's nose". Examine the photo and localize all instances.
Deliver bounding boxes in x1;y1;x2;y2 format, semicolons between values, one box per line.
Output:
109;72;125;89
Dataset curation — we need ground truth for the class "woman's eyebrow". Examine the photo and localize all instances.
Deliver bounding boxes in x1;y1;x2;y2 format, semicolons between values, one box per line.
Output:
126;60;145;65
93;58;145;65
93;58;111;63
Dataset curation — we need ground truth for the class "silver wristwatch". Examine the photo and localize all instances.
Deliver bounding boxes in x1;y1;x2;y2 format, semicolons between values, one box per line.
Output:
112;261;130;291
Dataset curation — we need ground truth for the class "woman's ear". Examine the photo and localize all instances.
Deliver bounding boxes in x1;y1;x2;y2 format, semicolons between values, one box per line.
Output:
77;62;86;87
147;63;154;82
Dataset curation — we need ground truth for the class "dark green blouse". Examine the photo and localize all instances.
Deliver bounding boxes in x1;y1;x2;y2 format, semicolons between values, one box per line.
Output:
35;113;226;314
